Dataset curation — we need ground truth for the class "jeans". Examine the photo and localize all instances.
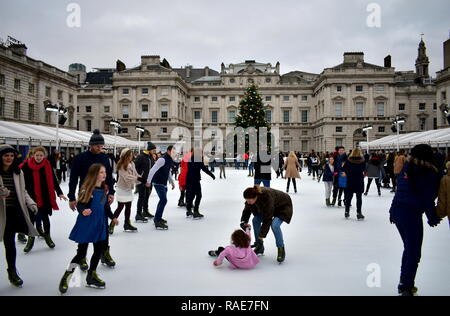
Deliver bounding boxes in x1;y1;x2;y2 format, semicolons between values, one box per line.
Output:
254;179;271;188
136;184;151;216
252;215;285;248
153;184;168;223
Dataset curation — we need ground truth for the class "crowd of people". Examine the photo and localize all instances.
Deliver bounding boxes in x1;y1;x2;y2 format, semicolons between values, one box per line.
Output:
0;129;449;296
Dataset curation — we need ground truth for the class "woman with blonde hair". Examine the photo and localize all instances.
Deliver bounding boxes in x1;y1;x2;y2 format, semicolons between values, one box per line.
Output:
342;147;367;220
283;152;301;194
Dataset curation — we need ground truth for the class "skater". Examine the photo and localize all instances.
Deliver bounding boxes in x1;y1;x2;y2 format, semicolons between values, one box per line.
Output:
342;148;366;220
178;150;192;207
283;151;300;194
68;129;117;270
331;146;348;207
254;149;273;188
322;156;335;206
0;144;39;287
310;153;320;180
276;152;285;179
385;153;396;193
20;146;67;252
364;153;384;196
171;158;180;181
248;152;255;177
219;153;227;179
240;185;293;263
110;148;143;235
394;150;407;192
389;144;442;296
210;224;259;269
59;164;119;294
437;161;450;225
185;148;216;219
135;142;157;222
146;145;177;230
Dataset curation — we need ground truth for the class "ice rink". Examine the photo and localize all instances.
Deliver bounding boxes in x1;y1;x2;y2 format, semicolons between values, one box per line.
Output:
0;169;449;296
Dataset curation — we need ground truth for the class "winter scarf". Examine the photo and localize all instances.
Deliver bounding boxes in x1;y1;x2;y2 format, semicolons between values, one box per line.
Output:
24;158;59;210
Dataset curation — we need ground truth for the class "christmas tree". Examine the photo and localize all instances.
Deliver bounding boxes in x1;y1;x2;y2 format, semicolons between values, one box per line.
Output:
235;84;269;129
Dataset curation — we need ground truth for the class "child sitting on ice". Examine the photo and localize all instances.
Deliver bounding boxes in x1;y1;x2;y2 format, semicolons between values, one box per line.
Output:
209;224;259;269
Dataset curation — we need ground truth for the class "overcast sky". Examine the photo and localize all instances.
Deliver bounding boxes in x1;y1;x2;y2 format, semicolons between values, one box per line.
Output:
1;0;449;76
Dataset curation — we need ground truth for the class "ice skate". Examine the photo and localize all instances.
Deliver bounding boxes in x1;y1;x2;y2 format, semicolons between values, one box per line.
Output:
7;269;23;288
398;284;418;296
43;234;55;249
143;210;155;219
79;258;89;272
186;209;193;218
124;220;138;232
253;241;265;256
193;209;204;220
357;213;365;221
277;247;286;264
86;271;106;289
155;220;169;230
101;247;116;268
135;213;148;223
17;233;27;244
59;270;74;294
23;237;35;253
36;226;45;238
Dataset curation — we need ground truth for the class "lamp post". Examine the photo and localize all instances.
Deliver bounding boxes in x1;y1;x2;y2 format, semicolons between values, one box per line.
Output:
45;102;65;152
392;116;405;152
135;125;145;153
110;119;121;157
362;125;373;154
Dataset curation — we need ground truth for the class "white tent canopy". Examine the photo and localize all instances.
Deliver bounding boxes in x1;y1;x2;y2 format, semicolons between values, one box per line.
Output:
361;127;450;150
0;120;141;148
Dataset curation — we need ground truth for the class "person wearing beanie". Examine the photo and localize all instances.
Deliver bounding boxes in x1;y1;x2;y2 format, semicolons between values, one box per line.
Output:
0;144;39;287
134;142;157;222
436;161;450;225
68;129;117;269
389;144;442;296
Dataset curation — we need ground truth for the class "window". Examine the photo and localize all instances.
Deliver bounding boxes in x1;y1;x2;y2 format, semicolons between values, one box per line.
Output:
336;86;342;92
0;74;5;86
45;87;51;98
301;110;308;123
142;88;149;95
14;101;20;119
86;106;92;113
265;110;272;123
378;126;385;133
302;130;308;136
356;85;363;92
230;78;235;84
161;104;168;119
336;126;343;133
375;85;385;92
104;106;110;113
211;96;218;102
399;103;406;111
28;104;34;121
28;83;35;94
194;97;200;102
121;128;128;134
69;94;73;103
283;140;290;152
442;91;447;101
301;95;308;101
45;111;51;123
194;111;201;120
283;130;290;136
86;120;92;131
122;88;129;95
122;104;129;119
160;127;168;134
229;96;236;102
228;110;236;123
336;138;343;147
433;103;437;111
14;79;21;90
211;111;218;123
301;140;308;152
377;102;385;117
419;103;426;111
433;118;438;130
0;97;4;116
77;106;79;113
420;118;426;131
77;120;79;130
58;90;63;100
283;110;290;123
142;104;149;118
161;88;169;95
355;102;364;117
265;96;272;102
335;102;343;117
283;96;290;102
104;120;110;132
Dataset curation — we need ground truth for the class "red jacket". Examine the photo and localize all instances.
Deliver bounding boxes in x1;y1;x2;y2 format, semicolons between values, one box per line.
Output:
178;152;192;190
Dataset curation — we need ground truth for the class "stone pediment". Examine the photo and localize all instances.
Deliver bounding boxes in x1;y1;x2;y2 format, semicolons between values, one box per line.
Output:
138;97;152;103
158;97;171;102
119;97;132;103
332;96;346;101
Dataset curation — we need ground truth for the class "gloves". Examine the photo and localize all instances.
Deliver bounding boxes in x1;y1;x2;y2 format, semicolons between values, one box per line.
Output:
427;208;442;228
240;221;248;231
212;175;216;180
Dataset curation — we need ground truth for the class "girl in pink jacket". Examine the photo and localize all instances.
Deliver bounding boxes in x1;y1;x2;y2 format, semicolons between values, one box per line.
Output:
209;225;259;269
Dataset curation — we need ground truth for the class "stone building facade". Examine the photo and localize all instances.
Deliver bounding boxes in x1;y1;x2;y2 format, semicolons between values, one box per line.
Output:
436;39;450;128
0;43;78;129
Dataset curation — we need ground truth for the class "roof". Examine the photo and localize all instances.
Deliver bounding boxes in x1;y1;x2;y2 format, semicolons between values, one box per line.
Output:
86;71;113;85
191;76;221;83
331;62;385;70
174;67;220;83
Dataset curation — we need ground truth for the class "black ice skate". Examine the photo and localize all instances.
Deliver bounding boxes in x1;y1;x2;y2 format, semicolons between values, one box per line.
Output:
36;226;45;238
101;247;116;268
186;209;193;218
59;270;74;294
135;213;148;223
124;220;138;232
23;237;35;253
7;269;23;288
178;200;186;207
398;284;418;296
357;213;365;221
155;220;169;230
17;233;27;244
143;210;155;219
277;247;286;263
345;209;350;219
253;241;265;256
193;210;204;220
44;234;55;249
79;258;89;272
86;271;106;289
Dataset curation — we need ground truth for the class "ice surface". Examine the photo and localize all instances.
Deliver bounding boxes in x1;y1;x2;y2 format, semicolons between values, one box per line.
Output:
0;169;449;296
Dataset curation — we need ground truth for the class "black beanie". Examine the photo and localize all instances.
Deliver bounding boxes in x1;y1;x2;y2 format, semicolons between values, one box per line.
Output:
89;129;105;146
147;142;156;151
0;144;16;157
410;144;434;164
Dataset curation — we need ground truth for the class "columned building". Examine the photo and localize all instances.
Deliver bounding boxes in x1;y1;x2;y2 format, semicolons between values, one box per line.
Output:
436;39;450;129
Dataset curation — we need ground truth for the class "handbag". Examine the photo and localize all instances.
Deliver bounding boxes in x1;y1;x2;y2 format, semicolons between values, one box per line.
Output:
338;174;347;188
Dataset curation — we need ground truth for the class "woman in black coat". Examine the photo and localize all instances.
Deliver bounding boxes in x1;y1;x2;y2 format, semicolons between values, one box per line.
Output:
342;148;366;220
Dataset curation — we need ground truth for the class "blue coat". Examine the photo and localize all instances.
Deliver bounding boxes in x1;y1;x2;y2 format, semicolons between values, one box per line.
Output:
342;156;366;193
69;189;113;244
322;164;335;182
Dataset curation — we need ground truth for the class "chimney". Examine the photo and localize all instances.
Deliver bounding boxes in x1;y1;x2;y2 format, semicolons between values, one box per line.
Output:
186;65;192;78
9;43;27;56
384;55;392;68
141;55;160;66
444;39;450;69
205;66;210;76
344;52;364;64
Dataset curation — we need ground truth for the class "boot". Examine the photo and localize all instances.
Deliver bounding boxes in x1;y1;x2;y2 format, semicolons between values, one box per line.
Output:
277;247;286;263
178;200;186;207
338;200;342;207
135;213;148;223
101;247;116;268
193;209;204;219
398;284;418;296
155;220;169;230
36;226;45;238
59;268;75;294
17;233;27;244
326;199;331;206
86;270;106;289
44;234;55;249
24;237;35;253
109;221;115;235
253;240;265;255
124;220;138;232
7;268;23;288
79;258;89;272
186;209;193;218
357;213;365;221
143;210;155;219
345;207;350;219
331;198;336;206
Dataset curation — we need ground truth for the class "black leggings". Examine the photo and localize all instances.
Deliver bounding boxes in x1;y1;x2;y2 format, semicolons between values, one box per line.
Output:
312;166;319;178
366;178;381;193
32;207;51;235
71;241;107;273
333;186;344;201
186;186;202;212
287;178;297;192
3;227;17;271
114;202;131;222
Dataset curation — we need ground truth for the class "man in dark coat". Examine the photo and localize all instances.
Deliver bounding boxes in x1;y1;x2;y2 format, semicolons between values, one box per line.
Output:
254;150;275;188
342;149;366;220
134;142;157;222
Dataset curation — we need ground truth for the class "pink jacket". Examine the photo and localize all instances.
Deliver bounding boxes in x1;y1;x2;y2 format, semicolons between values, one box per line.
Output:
216;229;260;269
